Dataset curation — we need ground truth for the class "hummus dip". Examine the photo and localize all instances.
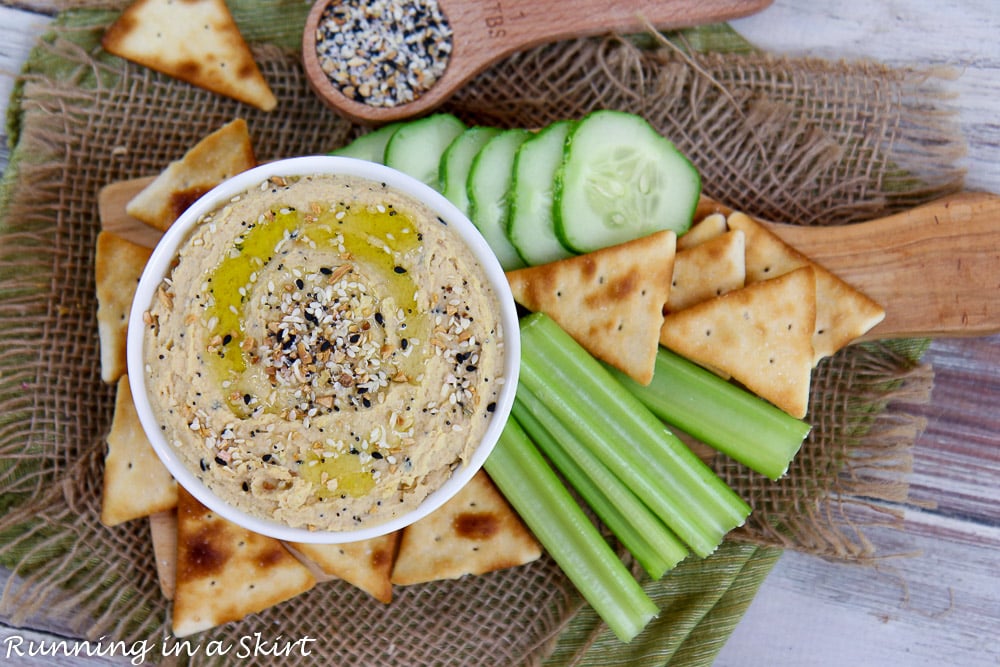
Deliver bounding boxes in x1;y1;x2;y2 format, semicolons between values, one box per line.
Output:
141;173;506;531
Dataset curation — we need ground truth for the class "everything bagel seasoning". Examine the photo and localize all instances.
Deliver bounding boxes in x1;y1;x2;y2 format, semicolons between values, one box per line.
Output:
315;0;453;108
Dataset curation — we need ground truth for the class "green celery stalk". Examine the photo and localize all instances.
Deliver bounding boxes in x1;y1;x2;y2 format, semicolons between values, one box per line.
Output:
513;389;688;580
518;313;750;558
610;347;811;480
485;418;659;643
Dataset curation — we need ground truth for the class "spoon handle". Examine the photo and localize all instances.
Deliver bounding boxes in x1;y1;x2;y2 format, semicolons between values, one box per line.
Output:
444;0;772;60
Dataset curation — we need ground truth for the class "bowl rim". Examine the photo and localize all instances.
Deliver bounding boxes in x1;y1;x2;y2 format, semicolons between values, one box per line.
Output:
126;155;521;544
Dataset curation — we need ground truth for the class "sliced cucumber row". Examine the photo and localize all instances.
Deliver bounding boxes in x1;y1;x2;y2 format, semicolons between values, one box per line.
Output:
330;110;701;270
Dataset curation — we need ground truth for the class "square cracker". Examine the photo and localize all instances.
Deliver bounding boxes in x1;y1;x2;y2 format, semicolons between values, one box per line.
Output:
390;471;542;586
290;532;400;604
125;118;257;232
727;212;885;364
102;0;277;111
172;487;316;637
506;230;676;385
667;229;746;313
660;266;817;419
95;231;153;383
101;375;178;526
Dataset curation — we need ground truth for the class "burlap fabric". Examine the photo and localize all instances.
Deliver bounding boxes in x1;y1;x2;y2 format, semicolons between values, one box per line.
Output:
0;5;961;666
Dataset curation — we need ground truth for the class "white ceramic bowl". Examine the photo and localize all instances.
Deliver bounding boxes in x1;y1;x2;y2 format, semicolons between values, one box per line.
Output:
127;155;520;544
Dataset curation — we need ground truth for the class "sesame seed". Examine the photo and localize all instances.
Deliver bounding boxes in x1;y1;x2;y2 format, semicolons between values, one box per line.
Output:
314;0;453;108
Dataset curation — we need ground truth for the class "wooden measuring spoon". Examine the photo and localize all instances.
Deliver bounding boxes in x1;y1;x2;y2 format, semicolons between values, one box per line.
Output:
302;0;774;125
98;179;999;341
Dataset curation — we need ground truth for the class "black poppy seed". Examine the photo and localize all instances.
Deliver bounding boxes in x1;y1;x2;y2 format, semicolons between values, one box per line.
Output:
374;311;385;326
262;454;272;462
200;458;209;471
371;451;384;459
486;402;497;412
214;456;227;467
222;334;233;345
296;278;305;289
393;265;407;274
320;267;333;275
242;481;250;492
243;394;252;405
400;338;409;350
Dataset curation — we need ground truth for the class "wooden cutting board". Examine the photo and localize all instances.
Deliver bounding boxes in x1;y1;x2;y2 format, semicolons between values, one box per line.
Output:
99;179;1000;341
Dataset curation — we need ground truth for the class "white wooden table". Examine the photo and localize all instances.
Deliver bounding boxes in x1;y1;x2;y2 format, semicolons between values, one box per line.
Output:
1;2;997;665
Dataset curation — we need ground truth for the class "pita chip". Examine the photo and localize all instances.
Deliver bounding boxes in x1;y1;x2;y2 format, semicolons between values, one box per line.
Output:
95;231;153;383
678;212;728;250
290;532;400;604
125;118;257;232
726;212;885;364
506;230;676;385
102;0;277;111
149;510;178;600
667;229;746;313
172;488;316;637
390;471;541;586
660;266;817;419
101;375;178;526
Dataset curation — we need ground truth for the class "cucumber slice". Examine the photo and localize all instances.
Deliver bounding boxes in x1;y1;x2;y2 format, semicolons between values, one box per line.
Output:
384;113;466;190
467;128;531;271
508;120;576;265
555;110;701;253
329;122;403;163
439;126;502;216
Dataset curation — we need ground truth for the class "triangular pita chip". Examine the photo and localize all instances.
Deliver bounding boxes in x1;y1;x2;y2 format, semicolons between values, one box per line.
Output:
390;471;541;586
660;266;817;418
149;510;178;600
727;212;885;364
102;0;277;111
678;212;728;250
506;230;676;385
101;375;178;526
290;532;400;604
95;231;153;383
667;229;746;313
126;118;257;231
172;488;316;637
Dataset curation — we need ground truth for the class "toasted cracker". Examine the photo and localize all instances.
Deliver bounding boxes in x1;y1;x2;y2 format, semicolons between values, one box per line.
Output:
390;471;542;586
95;232;153;384
102;0;277;111
667;229;746;313
172;488;316;637
660;266;817;418
506;230;676;385
125;119;257;232
290;532;400;604
678;212;728;250
100;375;178;526
726;212;885;364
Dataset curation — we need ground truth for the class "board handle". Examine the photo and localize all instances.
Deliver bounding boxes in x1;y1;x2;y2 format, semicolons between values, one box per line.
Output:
765;192;1000;340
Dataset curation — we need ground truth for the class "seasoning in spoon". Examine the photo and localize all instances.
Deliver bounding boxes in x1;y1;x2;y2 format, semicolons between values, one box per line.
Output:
315;0;454;108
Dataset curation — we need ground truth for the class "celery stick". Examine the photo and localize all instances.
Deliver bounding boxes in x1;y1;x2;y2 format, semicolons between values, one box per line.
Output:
513;390;688;579
610;348;811;480
485;419;659;643
518;313;750;558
